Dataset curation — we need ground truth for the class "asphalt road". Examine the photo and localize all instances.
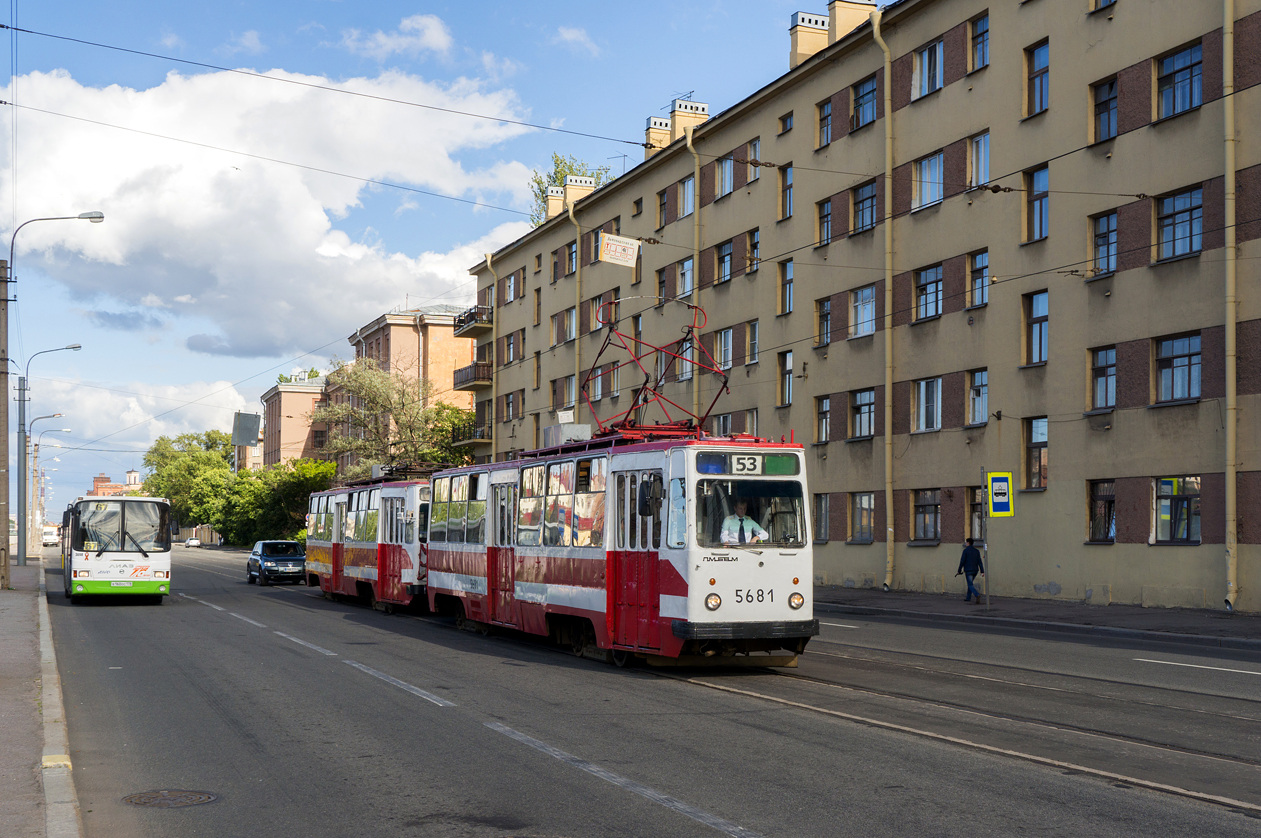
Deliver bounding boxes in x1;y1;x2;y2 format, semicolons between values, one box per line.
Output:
48;547;1261;837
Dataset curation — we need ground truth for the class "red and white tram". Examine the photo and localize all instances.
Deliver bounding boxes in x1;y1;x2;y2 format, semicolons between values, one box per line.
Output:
306;475;430;611
425;431;819;665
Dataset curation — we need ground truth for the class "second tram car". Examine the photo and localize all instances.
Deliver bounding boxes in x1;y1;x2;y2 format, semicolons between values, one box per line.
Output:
425;433;819;665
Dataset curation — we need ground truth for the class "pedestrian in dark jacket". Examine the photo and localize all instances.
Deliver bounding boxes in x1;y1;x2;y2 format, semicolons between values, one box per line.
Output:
957;538;984;602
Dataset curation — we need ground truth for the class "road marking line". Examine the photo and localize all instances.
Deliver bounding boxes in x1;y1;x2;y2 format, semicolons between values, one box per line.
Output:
180;594;225;612
343;660;454;707
486;723;762;838
820;621;861;629
679;676;1261;815
274;632;337;656
1135;658;1261;676
229;612;267;628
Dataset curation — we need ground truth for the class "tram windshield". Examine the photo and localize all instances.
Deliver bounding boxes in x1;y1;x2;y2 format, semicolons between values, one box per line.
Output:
694;480;806;548
73;500;171;554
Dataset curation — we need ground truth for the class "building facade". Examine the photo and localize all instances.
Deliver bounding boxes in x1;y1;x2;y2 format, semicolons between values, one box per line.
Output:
260;378;327;467
459;0;1261;612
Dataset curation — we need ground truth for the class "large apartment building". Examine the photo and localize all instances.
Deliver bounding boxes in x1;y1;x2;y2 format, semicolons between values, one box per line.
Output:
457;0;1261;613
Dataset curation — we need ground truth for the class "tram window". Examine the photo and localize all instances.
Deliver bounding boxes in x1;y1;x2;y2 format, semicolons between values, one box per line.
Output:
466;474;488;546
616;474;628;549
449;474;469;543
694;479;806;548
628;476;639;549
517;465;545;546
431;477;449;542
667;479;687;548
545;461;575;547
414;504;428;543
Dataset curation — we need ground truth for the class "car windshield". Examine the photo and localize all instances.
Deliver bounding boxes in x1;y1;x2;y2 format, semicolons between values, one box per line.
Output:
695;479;806;548
262;543;303;557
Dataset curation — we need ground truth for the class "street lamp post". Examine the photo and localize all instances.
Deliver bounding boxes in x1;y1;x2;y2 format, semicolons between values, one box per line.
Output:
1;212;103;583
30;429;70;553
18;342;81;564
23;412;67;562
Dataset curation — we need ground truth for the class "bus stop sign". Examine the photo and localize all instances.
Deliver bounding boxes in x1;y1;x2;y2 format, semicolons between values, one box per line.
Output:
988;473;1014;517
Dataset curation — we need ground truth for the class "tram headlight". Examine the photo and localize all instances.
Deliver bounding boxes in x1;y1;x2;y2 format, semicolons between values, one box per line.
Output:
789;592;805;610
705;593;722;611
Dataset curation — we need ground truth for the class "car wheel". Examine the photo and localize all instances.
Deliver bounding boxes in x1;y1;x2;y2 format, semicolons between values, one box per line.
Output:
258;571;269;587
247;564;255;584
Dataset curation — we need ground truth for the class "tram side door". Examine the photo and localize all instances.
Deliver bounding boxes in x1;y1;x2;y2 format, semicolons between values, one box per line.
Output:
490;484;518;627
332;500;346;588
612;470;663;650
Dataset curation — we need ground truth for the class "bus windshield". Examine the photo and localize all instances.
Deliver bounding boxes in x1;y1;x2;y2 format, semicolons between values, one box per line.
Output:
74;500;171;554
695;479;806;548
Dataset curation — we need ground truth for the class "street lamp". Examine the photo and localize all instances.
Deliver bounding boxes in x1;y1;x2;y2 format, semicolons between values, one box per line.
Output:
17;343;81;565
32;429;70;545
23;413;69;560
1;211;102;582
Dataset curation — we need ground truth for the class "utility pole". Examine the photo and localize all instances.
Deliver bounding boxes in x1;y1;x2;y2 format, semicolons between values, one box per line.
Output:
0;260;9;590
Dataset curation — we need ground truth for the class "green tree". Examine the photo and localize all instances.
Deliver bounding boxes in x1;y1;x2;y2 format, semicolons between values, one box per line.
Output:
528;153;613;226
308;358;473;481
213;459;335;545
142;431;234;526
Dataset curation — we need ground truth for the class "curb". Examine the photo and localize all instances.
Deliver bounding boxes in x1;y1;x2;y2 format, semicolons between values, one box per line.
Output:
814;601;1261;652
36;564;84;838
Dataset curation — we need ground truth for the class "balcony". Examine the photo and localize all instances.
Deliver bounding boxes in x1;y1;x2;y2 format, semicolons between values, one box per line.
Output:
451;422;494;448
453;361;493;391
453;304;493;337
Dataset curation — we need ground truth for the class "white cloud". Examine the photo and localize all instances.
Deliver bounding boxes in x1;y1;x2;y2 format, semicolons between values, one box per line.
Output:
159;32;185;51
222;30;265;56
341;15;453;62
555;27;600;57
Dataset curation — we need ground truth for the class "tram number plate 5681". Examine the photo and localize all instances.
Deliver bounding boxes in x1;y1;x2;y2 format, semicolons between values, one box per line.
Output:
734;589;773;603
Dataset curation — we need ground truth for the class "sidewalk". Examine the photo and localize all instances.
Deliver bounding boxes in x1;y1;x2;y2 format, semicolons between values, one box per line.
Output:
814;583;1261;650
0;562;46;838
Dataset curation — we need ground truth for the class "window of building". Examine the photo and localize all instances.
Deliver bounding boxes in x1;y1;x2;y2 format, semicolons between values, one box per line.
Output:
915;265;943;320
1027;41;1049;116
1027;165;1049;241
657;190;668;227
505;271;517;303
504;331;517;363
1095;0;1117;8
914;152;944;209
851;492;875;542
970;132;990;188
533;287;541;325
556;375;576;409
778;351;794;405
914;40;944;99
680;175;694;218
747;229;760;273
1158;44;1202;119
816;298;831;346
817;199;832;245
1155;476;1200;543
913;378;941;432
717;155;734;198
1157;187;1202;260
610;362;620;398
1093;212;1118;275
970;250;989;306
914;489;941;541
744;408;758;436
504;391;517;420
853;76;877;129
779;260;794;314
747;320;760;364
716;241;733;283
853;181;877;233
1156;333;1201;402
779;112;793;133
852;389;875;438
1094;78;1117;142
534;253;543;273
971;14;989;71
717;328;733;370
780;164;794;219
1089;480;1116;543
851;284;876;337
969;369;988;425
748;138;761;181
1026;291;1049;364
632;197;643;216
656;268;667;305
713;412;732;436
533;352;541;389
565;242;578;275
818;100;832;147
814;494;830;542
1092;347;1116;409
1026;417;1048;488
678;257;694;297
968;487;986;543
816;396;830;442
678;340;693;381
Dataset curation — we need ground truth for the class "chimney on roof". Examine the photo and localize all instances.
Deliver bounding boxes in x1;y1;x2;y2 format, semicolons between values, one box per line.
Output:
562;174;596;207
669;99;708;143
791;2;878;68
545;185;565;220
645;116;671;159
829;1;878;42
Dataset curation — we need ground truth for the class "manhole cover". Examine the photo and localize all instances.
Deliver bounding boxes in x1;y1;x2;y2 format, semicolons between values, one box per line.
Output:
122;790;219;808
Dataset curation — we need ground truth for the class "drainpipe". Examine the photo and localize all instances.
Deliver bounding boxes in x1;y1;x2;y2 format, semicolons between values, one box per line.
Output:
686;124;703;420
872;10;896;592
1223;0;1239;611
567;203;583;424
486;252;499;460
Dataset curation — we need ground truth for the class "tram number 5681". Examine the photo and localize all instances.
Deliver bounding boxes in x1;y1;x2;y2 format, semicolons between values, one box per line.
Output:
734;589;773;603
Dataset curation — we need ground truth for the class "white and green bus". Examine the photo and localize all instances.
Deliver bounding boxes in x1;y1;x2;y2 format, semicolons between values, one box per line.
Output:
63;495;173;603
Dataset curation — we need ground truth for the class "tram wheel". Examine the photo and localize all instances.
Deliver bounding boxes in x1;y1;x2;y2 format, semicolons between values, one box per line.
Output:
611;649;632;668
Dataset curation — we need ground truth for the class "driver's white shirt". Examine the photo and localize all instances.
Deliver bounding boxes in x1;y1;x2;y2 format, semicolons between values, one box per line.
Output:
721;514;768;544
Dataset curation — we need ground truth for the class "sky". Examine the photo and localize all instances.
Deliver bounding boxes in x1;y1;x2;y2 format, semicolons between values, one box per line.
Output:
3;0;808;514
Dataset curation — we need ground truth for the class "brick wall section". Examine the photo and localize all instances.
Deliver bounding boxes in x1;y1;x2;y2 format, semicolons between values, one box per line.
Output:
1202;28;1224;105
1200;325;1226;400
1116;199;1150;272
830;190;851;241
700;160;715;208
891;52;913;112
873;490;887;542
941;371;965;429
942;254;966;316
1114;476;1151;543
1237;10;1261;91
943;138;968;200
699;245;715;289
828;492;847;542
1117;61;1151;134
831;88;851;141
892;162;912;220
734;142;751;190
1239;319;1261;396
1241;471;1261;544
893;488;909;542
892;379;911;436
829;392;849;441
892;270;913;328
941;486;965;544
830;290;849;343
874;279;886;332
664;186;677;228
1202;176;1226;252
1239;163;1261;244
944;22;968;87
732;233;748;281
1200;472;1225;544
1116;338;1150;409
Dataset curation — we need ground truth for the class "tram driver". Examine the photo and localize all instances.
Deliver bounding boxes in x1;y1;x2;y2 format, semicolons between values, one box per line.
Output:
721;499;769;545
